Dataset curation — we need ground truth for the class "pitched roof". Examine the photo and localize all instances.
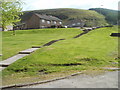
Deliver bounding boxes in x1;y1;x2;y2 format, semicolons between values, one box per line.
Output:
35;13;62;21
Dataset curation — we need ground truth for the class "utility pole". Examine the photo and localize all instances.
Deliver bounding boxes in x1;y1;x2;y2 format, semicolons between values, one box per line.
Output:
100;5;103;15
99;5;103;26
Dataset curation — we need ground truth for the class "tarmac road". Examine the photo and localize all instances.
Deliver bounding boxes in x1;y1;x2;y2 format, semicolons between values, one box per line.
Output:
23;71;119;88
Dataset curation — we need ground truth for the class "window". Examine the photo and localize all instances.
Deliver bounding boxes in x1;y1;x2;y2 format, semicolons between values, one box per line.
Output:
47;21;50;24
59;22;62;24
72;23;76;26
77;23;81;25
54;21;56;24
41;19;45;23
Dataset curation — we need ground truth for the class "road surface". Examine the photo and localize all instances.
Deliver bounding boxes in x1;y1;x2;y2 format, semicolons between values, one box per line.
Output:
23;71;119;88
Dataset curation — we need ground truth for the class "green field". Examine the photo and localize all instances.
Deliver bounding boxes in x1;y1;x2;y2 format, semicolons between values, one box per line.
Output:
0;31;2;62
2;26;119;85
2;28;82;60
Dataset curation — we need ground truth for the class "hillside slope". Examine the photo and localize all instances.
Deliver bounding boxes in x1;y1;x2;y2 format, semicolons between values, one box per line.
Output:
89;8;118;25
3;26;118;85
21;8;108;27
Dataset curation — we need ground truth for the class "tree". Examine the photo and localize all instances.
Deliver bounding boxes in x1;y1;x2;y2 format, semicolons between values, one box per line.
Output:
1;0;23;34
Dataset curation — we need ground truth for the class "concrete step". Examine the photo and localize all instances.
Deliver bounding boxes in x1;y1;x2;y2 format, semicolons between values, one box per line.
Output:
0;63;9;67
0;54;29;71
0;47;40;71
19;48;39;54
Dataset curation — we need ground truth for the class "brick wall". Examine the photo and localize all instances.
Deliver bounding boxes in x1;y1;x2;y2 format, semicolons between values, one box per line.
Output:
26;14;40;29
26;14;62;29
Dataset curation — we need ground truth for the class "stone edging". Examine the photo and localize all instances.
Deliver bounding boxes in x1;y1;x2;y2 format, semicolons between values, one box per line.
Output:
2;72;82;89
2;67;119;89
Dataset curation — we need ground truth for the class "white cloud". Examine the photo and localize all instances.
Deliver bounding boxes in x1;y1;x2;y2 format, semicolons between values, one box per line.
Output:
22;0;119;11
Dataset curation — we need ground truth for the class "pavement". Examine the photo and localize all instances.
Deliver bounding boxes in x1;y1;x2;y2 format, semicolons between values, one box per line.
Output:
19;48;39;54
23;71;119;88
0;39;64;71
0;54;29;71
0;46;41;71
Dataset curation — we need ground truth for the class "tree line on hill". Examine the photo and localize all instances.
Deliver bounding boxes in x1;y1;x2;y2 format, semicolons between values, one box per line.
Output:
89;8;118;25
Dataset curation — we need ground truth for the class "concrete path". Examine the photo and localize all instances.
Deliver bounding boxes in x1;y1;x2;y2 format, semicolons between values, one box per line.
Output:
0;39;65;71
0;48;41;71
0;54;29;71
0;54;29;65
19;48;39;54
23;71;119;88
0;38;65;71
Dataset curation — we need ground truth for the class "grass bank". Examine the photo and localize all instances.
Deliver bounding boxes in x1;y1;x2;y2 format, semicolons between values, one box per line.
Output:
2;26;119;86
2;28;82;60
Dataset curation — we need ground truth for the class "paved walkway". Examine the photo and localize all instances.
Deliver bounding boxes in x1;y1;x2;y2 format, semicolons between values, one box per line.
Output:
0;39;65;71
23;71;119;88
0;48;41;71
0;54;29;71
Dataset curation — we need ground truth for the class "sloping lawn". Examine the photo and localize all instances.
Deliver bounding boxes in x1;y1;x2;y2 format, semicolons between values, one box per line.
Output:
0;31;2;61
2;28;82;60
2;26;118;85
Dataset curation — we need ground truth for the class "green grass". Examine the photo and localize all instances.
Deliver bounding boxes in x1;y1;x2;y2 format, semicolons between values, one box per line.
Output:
2;26;119;85
89;8;118;25
0;31;2;54
2;28;82;60
0;31;2;61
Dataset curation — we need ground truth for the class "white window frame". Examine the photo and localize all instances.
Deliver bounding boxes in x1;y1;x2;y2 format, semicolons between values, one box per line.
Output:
54;21;56;24
59;22;62;24
47;21;50;24
41;19;45;23
72;23;76;26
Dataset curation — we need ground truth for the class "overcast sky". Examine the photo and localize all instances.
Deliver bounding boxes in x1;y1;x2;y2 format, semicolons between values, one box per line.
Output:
21;0;119;11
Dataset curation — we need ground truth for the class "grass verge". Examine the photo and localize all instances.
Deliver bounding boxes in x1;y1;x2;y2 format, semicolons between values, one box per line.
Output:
2;26;119;86
2;28;82;60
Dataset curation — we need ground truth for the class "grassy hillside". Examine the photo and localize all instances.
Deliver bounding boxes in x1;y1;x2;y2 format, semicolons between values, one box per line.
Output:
21;8;108;27
2;26;118;85
89;8;118;25
2;28;82;60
